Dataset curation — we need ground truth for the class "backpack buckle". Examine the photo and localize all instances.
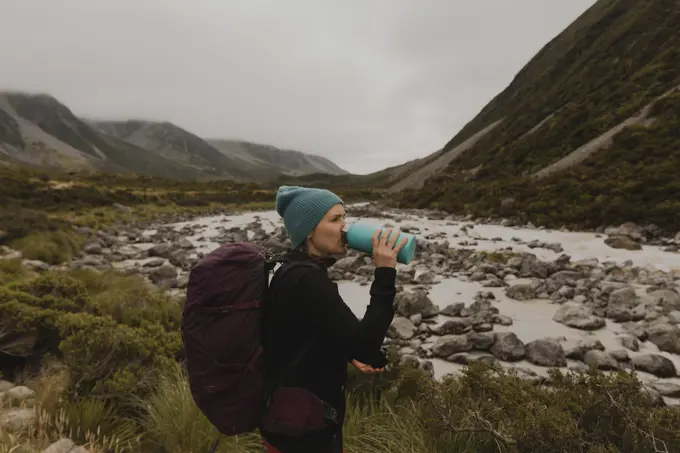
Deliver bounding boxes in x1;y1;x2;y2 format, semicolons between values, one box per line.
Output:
263;248;274;263
322;401;338;423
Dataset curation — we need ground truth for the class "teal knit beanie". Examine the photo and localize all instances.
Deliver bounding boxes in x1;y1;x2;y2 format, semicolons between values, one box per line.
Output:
276;185;344;248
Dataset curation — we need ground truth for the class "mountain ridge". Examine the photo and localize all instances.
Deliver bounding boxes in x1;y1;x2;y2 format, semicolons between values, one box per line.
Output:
387;0;680;232
0;91;348;182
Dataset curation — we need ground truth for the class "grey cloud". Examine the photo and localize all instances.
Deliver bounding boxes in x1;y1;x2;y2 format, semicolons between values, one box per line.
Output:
0;0;595;174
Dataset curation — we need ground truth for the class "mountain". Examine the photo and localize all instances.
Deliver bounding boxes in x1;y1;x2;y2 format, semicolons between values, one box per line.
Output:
207;139;348;177
0;92;207;180
0;92;348;181
93;121;348;180
89;120;253;181
386;0;680;232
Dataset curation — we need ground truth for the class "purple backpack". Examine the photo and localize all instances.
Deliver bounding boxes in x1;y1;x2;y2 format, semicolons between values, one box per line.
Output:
181;241;317;439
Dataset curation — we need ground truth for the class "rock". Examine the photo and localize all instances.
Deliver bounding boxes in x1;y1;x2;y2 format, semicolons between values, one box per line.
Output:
415;271;436;284
609;349;629;362
631;354;677;378
553;302;605;330
519;255;552;279
143;257;166;268
116;245;143;259
43;438;90;453
0;247;22;260
618;334;640;351
0;408;35;432
395;290;439;318
605;222;644;240
494;314;513;326
22;259;50;271
460;298;498;318
668;310;680;324
583;350;619;370
398;354;421;370
489;332;525;362
605;287;642;322
466;332;495;350
169;249;190;268
505;283;536;301
82;241;103;254
176;275;189;289
113;202;133;213
430;318;472;336
545;243;564;253
564;338;605;361
650;381;680;398
643;289;680;313
621;321;647;340
149;264;178;288
506;257;523;269
447;353;498;366
388;317;416;340
640;386;666;406
474;323;494;332
645;319;680;354
3;385;36;403
148;243;174;259
0;380;14;392
432;335;473;357
604;235;642;251
524;339;566;367
176;238;194;249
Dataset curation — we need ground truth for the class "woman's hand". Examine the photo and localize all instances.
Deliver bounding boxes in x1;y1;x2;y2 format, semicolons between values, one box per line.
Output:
372;227;408;268
351;359;384;374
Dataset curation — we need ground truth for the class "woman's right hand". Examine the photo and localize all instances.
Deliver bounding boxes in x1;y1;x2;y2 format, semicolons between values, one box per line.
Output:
372;228;408;268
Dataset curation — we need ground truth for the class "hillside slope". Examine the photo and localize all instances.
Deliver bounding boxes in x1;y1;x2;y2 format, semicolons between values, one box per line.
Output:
91;120;252;180
207;139;348;177
392;0;680;232
0;93;207;180
0;92;348;182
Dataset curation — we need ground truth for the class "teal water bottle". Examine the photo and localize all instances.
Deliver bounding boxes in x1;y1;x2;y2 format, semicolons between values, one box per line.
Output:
341;223;417;265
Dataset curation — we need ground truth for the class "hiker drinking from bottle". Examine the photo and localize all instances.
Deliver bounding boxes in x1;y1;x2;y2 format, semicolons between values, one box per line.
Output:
259;185;408;453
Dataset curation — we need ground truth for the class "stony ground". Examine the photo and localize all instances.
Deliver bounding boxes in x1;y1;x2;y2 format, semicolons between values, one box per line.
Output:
2;202;679;429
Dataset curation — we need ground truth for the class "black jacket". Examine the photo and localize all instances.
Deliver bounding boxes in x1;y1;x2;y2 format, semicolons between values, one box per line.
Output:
260;249;397;452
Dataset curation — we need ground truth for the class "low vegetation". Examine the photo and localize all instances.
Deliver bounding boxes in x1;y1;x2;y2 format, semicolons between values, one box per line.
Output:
1;259;679;453
0;164;381;265
394;87;680;232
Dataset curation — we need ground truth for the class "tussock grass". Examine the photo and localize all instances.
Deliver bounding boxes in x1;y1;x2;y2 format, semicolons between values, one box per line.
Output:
138;362;262;453
10;231;82;265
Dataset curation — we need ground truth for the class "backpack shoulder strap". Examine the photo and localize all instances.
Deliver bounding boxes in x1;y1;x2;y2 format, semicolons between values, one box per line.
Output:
262;259;321;400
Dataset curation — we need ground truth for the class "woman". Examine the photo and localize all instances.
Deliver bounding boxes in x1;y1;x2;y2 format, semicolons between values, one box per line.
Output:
260;185;407;453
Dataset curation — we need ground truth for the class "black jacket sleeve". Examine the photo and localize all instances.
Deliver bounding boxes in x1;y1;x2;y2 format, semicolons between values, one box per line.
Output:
295;266;397;368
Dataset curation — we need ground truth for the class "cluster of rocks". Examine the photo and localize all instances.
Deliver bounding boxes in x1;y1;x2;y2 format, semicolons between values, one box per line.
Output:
362;238;680;403
0;379;37;433
3;205;679;403
0;382;96;452
384;287;677;376
603;221;680;252
500;257;680;354
367;202;680;254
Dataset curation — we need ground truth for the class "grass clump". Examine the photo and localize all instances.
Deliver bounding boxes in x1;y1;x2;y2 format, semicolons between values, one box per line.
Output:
9;231;83;265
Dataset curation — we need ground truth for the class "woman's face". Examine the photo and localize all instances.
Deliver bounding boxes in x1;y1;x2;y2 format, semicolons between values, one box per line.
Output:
308;204;347;257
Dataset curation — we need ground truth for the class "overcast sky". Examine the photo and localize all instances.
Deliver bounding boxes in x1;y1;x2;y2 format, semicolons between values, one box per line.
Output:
1;0;595;174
